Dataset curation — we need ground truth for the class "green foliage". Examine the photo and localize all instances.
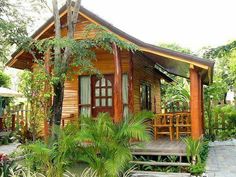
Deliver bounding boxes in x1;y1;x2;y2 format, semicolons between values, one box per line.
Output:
0;160;22;177
77;112;152;177
183;137;202;164
23;111;152;177
29;24;138;85
19;67;52;142
199;139;209;164
0;71;11;88
189;163;205;175
209;105;236;140
23;124;79;177
161;79;190;112
159;43;194;55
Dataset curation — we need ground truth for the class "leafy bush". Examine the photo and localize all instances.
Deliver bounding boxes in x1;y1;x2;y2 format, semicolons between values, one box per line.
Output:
218;105;236;139
189;163;205;175
23;111;152;177
23;125;79;177
199;139;209;164
183;137;202;164
77;112;152;177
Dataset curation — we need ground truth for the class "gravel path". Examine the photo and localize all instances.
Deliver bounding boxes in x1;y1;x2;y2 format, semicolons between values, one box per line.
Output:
206;139;236;177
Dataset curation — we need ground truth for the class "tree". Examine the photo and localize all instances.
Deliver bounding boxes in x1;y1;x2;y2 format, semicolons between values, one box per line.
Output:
0;0;45;68
51;0;82;127
26;0;137;137
203;41;236;103
0;70;11;88
159;43;194;55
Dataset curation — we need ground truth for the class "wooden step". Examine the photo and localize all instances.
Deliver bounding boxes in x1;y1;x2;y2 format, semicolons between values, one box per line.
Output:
130;161;191;167
132;151;186;157
131;171;190;177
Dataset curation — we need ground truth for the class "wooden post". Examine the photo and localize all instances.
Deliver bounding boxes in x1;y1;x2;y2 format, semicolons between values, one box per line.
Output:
190;68;202;139
44;50;51;139
128;52;134;114
198;76;203;135
11;114;16;131
200;82;205;134
112;43;123;123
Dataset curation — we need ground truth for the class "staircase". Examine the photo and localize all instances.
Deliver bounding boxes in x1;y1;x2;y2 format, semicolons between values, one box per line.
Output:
131;151;190;168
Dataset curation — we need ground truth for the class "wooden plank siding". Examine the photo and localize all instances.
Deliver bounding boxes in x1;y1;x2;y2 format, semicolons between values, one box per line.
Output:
27;13;163;124
132;53;161;113
62;49;130;119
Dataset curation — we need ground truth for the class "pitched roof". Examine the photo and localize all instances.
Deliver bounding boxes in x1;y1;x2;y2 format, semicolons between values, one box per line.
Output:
7;4;214;84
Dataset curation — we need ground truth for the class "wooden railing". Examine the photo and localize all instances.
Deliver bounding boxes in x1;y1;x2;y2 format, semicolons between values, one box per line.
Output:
206;111;229;136
61;114;76;128
1;103;30;132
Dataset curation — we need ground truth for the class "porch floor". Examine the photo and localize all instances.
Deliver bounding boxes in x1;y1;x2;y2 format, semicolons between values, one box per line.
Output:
132;138;186;156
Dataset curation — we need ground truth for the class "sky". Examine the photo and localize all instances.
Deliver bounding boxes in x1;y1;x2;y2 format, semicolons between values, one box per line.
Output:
7;0;236;90
80;0;236;52
28;0;236;52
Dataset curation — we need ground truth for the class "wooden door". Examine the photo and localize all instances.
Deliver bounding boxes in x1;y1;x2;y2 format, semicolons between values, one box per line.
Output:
91;75;114;117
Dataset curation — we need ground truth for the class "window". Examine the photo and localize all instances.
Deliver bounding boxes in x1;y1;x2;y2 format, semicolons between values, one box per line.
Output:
79;76;91;116
140;82;152;110
122;74;128;118
94;78;113;107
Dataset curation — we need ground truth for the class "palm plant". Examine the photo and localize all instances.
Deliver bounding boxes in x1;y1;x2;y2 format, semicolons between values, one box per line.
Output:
76;112;153;177
183;137;202;165
23;125;79;177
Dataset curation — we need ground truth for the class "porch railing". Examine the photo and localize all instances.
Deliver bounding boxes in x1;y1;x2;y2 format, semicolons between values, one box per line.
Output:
1;103;30;132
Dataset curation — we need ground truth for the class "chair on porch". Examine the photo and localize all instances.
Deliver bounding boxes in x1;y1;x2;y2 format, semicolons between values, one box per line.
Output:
174;112;191;140
153;113;174;141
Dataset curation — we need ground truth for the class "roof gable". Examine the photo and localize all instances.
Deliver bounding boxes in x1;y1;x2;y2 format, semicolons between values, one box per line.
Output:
7;4;214;84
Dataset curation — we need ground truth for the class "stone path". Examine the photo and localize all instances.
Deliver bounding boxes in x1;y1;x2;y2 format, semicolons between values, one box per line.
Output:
206;139;236;177
0;142;21;155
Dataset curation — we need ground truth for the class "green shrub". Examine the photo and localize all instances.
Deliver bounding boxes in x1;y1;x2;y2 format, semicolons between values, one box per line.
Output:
183;137;202;164
23;111;153;177
199;139;209;164
189;163;205;175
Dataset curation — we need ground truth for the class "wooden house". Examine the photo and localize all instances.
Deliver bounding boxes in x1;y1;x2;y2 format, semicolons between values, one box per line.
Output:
6;5;214;140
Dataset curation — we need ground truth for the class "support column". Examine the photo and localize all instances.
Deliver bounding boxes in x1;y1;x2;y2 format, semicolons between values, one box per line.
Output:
198;76;203;135
128;52;134;114
190;68;202;139
201;83;205;134
112;43;123;123
44;50;52;139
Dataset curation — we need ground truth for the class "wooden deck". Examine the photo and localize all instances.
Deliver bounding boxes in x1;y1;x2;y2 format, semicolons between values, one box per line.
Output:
132;138;186;156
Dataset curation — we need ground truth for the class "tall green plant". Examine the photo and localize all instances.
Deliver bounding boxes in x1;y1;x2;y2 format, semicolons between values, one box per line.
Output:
23;124;79;177
183;137;202;165
76;112;153;177
24;111;152;177
19;66;52;141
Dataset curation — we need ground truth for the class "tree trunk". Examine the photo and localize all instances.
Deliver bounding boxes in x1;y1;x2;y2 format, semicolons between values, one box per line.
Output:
50;0;81;133
52;82;65;126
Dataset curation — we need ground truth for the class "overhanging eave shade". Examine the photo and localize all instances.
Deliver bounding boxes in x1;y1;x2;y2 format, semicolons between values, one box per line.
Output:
0;87;23;97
